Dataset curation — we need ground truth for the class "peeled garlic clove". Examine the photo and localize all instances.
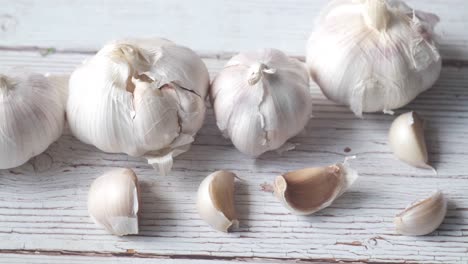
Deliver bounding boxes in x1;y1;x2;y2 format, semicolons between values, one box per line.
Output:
389;111;432;169
88;168;140;236
395;191;447;236
274;160;358;215
68;38;209;175
210;48;313;157
306;0;441;116
197;171;239;232
0;70;65;169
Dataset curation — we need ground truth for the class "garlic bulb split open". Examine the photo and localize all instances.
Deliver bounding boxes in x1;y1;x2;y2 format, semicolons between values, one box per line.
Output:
68;38;209;175
0;70;65;169
306;0;441;116
389;111;433;170
395;190;447;236
197;171;239;232
88;168;140;236
210;48;313;156
274;159;358;215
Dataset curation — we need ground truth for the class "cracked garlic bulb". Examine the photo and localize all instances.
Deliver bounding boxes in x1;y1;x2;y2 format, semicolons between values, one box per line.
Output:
67;38;209;175
0;70;64;169
306;0;442;116
210;49;312;156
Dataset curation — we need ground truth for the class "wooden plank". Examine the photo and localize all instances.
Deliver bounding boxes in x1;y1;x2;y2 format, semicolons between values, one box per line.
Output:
0;0;467;59
0;50;467;263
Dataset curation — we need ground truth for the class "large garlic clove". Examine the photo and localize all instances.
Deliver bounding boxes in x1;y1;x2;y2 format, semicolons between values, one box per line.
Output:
389;111;432;170
274;160;358;215
88;168;140;236
197;171;239;232
395;191;447;236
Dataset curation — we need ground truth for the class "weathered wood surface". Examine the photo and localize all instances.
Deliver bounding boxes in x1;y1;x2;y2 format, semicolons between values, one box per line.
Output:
1;0;468;59
0;0;468;263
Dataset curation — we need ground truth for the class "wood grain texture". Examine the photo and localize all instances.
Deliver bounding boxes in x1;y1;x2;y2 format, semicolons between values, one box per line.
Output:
0;0;468;59
0;50;467;263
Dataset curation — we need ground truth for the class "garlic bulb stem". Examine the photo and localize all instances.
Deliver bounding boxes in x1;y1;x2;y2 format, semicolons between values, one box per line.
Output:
248;63;277;85
364;0;390;31
0;74;11;90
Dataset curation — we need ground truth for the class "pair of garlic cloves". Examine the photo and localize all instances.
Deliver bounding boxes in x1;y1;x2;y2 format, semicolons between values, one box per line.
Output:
389;111;434;171
88;168;140;236
395;190;447;236
197;160;358;231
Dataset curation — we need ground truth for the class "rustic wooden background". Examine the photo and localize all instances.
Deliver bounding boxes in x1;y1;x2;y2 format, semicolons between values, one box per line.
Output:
0;0;467;263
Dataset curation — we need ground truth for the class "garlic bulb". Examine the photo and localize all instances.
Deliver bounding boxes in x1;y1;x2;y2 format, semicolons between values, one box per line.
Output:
389;111;432;170
395;190;447;236
306;0;442;116
88;168;140;236
0;70;64;169
67;38;209;175
197;170;239;232
210;49;313;156
274;159;358;215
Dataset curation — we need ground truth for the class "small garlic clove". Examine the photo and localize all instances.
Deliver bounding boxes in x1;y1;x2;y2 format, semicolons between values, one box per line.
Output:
88;168;140;236
197;171;239;232
394;191;447;236
274;160;358;215
389;111;433;170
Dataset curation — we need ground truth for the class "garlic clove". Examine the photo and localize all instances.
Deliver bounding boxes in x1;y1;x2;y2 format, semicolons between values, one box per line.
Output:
88;168;140;236
197;171;239;232
394;190;447;236
274;160;358;215
389;111;433;170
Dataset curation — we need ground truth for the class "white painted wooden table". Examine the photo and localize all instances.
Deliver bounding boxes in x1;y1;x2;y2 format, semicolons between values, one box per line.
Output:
1;1;468;263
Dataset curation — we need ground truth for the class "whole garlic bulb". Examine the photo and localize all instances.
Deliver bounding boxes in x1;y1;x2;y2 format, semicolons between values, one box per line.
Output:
210;49;312;156
306;0;442;116
88;168;140;236
0;70;64;169
67;38;210;175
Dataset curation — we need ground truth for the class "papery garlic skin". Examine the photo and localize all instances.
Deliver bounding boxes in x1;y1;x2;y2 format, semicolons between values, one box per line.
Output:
0;70;64;169
197;171;239;232
274;159;358;215
306;0;442;116
395;190;447;236
67;38;209;175
389;111;432;169
88;168;140;236
211;49;312;156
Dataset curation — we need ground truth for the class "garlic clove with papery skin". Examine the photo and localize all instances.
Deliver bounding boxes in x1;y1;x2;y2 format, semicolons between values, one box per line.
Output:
395;190;447;236
306;0;442;116
197;171;239;232
274;159;358;215
0;70;65;169
210;48;313;157
88;168;140;236
389;111;433;170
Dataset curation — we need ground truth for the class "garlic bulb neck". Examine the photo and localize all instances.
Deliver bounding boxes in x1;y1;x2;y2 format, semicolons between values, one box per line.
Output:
364;0;390;31
248;62;276;85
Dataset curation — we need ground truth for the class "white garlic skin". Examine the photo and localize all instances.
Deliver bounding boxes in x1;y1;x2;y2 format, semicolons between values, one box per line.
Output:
0;70;64;169
306;0;442;116
395;191;447;236
389;111;432;169
210;49;312;156
67;38;209;174
197;170;239;232
88;168;140;236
